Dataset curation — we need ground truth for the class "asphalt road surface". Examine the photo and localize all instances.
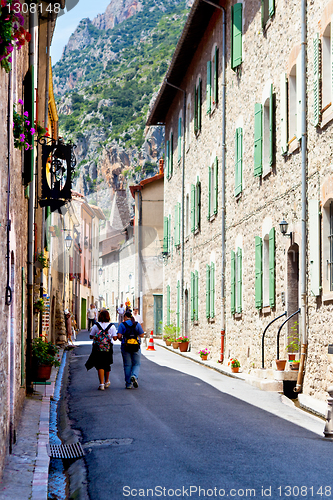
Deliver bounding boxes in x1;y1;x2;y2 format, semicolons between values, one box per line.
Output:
67;330;333;500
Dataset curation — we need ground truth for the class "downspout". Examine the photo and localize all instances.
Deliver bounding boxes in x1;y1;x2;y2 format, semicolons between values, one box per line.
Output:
138;190;143;316
164;79;186;336
295;0;307;392
200;0;226;362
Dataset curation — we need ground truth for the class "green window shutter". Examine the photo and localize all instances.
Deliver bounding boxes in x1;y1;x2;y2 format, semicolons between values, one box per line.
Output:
196;179;201;230
213;157;218;214
296;52;302;140
232;3;242;69
269;0;275;17
170;133;173;176
163;216;168;253
231;250;236;314
206;60;212;114
198;79;202;131
177;202;181;247
254;103;263;177
313;34;320;127
207;166;211;219
309;199;321;296
167;285;170;325
255;236;263;309
191;272;194;321
166;140;170;179
237;247;242;313
210;262;215;318
195;270;199;321
168;214;171;252
194;85;198;133
176;280;180;328
174;205;178;246
269;83;274;166
269;227;275;308
214;47;219;105
280;72;288;155
235;128;243;196
206;264;210;319
261;0;265;29
191;184;195;233
178;118;182;162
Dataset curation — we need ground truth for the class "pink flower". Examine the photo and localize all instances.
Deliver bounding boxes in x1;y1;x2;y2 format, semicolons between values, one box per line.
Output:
25;143;30;150
6;44;13;54
25;120;30;126
19;134;25;142
8;57;12;63
18;99;24;106
23;111;28;117
30;128;35;135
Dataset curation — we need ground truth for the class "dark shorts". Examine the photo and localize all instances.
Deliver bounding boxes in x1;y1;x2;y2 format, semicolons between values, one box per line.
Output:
85;344;113;372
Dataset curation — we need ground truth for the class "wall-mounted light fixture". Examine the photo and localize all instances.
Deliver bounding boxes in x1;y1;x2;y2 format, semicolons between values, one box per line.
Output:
279;219;292;242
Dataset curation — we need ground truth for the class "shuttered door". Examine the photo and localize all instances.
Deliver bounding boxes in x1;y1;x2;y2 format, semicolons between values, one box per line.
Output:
191;272;194;321
210;262;215;318
231;251;236;314
195;271;199;321
237;247;242;313
206;264;210;319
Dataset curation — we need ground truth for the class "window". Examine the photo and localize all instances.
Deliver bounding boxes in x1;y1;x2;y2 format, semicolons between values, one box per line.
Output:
191;270;199;321
163;215;171;254
174;202;181;247
166;285;171;325
289;64;297;142
254;84;273;177
314;23;333;127
186;95;191;149
280;52;302;153
185;193;190;237
309;199;321;296
235;128;243;196
207;157;218;218
231;3;242;70
323;200;333;295
255;228;275;309
191;177;201;233
261;0;275;29
165;132;174;179
206;47;219;115
231;248;242;314
206;262;215;319
194;78;202;134
322;25;331;111
176;280;180;328
178;114;182;163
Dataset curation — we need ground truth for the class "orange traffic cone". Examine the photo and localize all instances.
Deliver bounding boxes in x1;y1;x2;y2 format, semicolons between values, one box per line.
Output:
146;330;156;351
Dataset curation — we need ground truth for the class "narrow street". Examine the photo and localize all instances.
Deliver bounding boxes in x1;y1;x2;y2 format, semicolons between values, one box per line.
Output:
65;331;333;500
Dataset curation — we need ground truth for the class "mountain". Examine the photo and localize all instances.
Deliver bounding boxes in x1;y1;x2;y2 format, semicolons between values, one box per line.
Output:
53;0;191;209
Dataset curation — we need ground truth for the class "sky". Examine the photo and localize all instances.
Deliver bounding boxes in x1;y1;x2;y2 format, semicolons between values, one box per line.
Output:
50;0;111;64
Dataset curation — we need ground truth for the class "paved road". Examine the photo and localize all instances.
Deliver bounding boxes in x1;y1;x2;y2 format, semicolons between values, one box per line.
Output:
67;331;333;500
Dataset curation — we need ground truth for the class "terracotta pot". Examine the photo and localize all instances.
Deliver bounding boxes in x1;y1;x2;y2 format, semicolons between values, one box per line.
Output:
172;342;179;349
165;340;172;346
200;355;208;360
275;359;287;371
288;354;296;361
231;366;239;373
37;364;52;380
290;362;300;371
178;342;189;352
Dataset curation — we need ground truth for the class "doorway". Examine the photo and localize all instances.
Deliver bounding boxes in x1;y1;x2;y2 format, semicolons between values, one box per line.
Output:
81;298;87;330
287;243;299;338
154;295;163;335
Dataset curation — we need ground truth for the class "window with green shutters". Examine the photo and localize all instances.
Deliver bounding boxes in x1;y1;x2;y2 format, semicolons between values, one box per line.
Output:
229;247;242;315
206;264;210;319
178;117;182;162
206;60;212;114
255;229;275;309
255;84;274;177
194;78;202;134
255;236;263;309
236;247;242;313
313;33;320;127
166;140;170;179
191;270;199;321
176;280;180;328
280;72;288;155
163;216;169;253
167;285;171;325
206;263;215;319
191;272;195;321
231;3;242;70
261;0;275;29
268;227;275;307
212;46;219;106
191;178;201;233
208;157;218;219
235;128;243;196
174;203;181;247
254;103;263;177
231;251;236;314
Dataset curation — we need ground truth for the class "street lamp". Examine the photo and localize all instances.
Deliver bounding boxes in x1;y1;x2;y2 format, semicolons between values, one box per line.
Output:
65;233;73;250
279;219;292;243
99;267;103;276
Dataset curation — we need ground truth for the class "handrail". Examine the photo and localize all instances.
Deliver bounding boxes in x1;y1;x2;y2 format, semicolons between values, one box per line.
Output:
277;308;300;360
262;311;287;368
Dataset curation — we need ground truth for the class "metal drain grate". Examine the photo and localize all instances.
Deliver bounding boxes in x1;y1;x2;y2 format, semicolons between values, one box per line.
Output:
47;443;85;459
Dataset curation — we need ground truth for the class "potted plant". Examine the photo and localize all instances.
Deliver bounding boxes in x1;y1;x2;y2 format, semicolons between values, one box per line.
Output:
176;336;189;352
286;322;300;361
36;253;49;269
32;337;60;380
163;323;180;347
275;359;287;371
33;298;45;315
199;348;210;361
229;358;241;373
290;359;300;371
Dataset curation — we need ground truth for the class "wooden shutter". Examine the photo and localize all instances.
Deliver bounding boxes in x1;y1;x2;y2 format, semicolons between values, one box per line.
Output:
170;133;173;177
191;272;194;321
232;3;242;69
208;166;211;219
269;0;275;17
210;262;215;318
231;250;236;314
177;280;180;328
235;127;243;196
254;103;263;177
313;34;320;127
214;47;219;105
195;270;199;321
166;140;170;179
213;157;218;214
296;51;302;140
198;79;202;131
280;72;288;155
207;60;212;114
269;83;274;166
194;84;198;133
261;0;265;29
237;247;242;313
269;227;275;307
167;285;170;325
196;178;201;230
174;205;178;246
191;184;195;233
309;199;321;296
255;236;263;309
178;118;182;162
206;264;210;318
177;202;181;246
163;216;168;253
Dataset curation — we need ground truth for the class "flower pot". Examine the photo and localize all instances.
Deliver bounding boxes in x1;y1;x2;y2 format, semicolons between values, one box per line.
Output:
200;355;208;360
165;340;172;346
231;367;239;373
172;342;179;349
37;364;52;380
275;359;287;371
290;362;300;371
288;354;296;361
178;342;189;352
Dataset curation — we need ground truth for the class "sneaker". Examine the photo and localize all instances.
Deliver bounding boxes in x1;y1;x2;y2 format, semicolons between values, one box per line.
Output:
131;376;139;388
98;384;105;390
104;381;110;388
125;384;132;389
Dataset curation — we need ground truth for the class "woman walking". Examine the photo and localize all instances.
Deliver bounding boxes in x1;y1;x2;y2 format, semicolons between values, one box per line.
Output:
85;309;117;390
117;310;144;389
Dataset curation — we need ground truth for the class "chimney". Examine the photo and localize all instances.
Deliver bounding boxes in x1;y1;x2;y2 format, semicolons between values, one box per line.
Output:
159;158;164;174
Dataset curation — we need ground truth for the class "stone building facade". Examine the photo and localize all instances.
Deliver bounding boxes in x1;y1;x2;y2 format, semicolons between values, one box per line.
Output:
147;0;333;407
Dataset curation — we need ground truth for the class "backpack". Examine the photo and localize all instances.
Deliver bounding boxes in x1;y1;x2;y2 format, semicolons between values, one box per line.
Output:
122;321;140;353
93;322;113;352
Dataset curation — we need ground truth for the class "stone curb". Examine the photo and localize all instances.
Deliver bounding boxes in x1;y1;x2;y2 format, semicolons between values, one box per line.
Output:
31;348;65;500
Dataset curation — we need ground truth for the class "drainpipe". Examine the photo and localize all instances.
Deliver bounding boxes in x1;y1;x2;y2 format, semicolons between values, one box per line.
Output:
201;0;226;362
164;79;186;336
295;0;307;393
138;190;143;316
